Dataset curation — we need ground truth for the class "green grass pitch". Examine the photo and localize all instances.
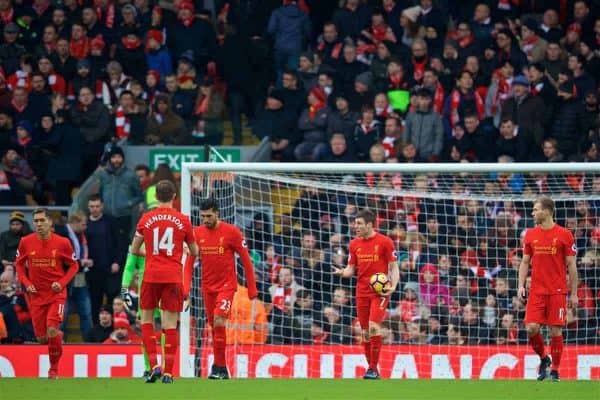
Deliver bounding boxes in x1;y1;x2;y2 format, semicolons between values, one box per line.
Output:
1;379;598;400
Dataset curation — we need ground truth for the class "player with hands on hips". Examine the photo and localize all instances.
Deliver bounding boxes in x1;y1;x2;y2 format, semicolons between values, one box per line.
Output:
518;197;578;382
333;209;399;379
194;198;258;380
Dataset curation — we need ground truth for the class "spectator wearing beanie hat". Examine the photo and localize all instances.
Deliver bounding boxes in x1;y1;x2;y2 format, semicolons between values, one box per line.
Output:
145;29;172;79
103;316;141;344
295;86;329;161
0;210;31;273
93;144;142;266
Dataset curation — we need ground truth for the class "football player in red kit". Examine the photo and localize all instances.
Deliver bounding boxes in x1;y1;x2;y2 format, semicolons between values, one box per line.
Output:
131;180;198;384
333;208;399;379
194;198;258;379
15;208;79;379
519;196;578;382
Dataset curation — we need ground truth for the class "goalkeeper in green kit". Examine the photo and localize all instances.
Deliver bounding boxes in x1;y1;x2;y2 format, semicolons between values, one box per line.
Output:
121;243;162;378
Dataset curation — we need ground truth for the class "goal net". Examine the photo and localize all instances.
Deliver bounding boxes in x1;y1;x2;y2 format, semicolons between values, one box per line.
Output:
180;162;600;380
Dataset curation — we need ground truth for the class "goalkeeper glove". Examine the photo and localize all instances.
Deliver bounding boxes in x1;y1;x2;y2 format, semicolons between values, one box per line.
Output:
120;287;133;309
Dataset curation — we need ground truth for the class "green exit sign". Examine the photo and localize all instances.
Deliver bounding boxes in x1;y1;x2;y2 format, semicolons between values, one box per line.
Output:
149;148;241;171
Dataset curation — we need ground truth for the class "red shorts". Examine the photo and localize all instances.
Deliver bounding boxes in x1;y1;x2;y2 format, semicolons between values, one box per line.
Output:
203;290;235;324
140;282;184;312
30;300;65;338
524;293;567;326
356;295;390;329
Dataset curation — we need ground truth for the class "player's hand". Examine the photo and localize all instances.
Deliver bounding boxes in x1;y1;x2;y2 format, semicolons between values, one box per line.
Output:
517;286;527;300
120;287;133;309
51;282;62;292
26;285;37;293
381;283;396;296
332;266;344;276
569;293;578;308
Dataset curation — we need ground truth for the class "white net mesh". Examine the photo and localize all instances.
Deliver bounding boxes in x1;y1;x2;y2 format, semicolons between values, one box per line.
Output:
182;164;600;380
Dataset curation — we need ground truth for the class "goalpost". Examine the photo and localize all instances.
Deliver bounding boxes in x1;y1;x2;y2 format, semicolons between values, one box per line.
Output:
180;162;600;380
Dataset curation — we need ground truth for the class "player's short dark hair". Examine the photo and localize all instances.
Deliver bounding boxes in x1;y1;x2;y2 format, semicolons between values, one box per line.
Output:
155;180;177;203
356;208;376;225
88;194;103;203
32;208;50;218
199;198;219;212
535;196;555;214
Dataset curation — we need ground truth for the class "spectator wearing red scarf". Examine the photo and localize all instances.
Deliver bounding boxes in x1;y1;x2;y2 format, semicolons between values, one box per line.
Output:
520;19;548;63
69;21;90;60
443;71;484;134
115;28;147;83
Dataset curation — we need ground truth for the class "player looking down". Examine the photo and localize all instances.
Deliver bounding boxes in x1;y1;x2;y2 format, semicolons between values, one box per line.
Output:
519;196;578;382
15;208;79;379
131;180;198;384
333;208;399;379
194;198;258;379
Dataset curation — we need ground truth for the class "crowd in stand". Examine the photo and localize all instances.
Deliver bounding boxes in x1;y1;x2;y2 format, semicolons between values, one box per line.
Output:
0;0;599;345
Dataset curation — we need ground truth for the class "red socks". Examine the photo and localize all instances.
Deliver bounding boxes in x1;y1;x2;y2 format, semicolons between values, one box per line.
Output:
163;329;178;375
529;332;546;358
48;334;63;368
142;323;158;368
369;335;382;371
363;340;371;366
550;335;563;370
213;326;227;366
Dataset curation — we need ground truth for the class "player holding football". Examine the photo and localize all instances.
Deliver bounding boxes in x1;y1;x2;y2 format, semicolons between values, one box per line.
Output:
194;198;258;379
333;209;399;379
15;208;79;379
518;197;578;382
131;180;198;384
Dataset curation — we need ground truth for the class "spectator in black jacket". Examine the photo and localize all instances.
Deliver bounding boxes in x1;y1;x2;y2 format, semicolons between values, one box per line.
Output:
327;94;360;141
253;90;296;162
86;194;121;324
85;305;113;343
167;1;217;73
495;117;532;162
332;0;371;41
0;211;30;274
316;133;357;163
352;104;382;162
551;79;585;158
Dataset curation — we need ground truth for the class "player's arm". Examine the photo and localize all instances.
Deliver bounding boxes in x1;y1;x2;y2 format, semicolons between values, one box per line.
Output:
517;254;531;299
14;243;35;293
384;261;400;295
120;246;139;307
382;238;399;295
233;230;258;299
333;263;356;278
57;241;80;291
130;233;144;256
566;255;578;307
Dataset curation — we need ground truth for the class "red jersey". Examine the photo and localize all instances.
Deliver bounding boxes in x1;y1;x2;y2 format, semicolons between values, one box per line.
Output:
523;224;576;295
348;232;397;297
14;233;79;304
194;222;257;296
135;207;195;284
